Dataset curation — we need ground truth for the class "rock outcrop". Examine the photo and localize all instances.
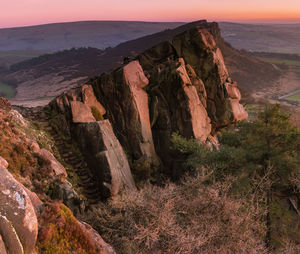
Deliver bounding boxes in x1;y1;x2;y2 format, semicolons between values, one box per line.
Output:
74;120;136;197
49;84;136;198
53;84;106;123
48;25;247;180
91;27;247;168
0;159;38;254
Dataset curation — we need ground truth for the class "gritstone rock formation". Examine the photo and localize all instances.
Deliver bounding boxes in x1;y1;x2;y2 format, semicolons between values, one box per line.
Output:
48;25;247;188
0;158;38;254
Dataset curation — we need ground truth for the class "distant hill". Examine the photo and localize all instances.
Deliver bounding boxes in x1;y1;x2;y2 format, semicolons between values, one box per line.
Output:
0;21;184;51
1;20;280;106
219;22;300;55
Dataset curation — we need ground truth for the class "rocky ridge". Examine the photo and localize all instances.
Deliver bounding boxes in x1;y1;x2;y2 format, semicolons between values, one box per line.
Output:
46;26;247;192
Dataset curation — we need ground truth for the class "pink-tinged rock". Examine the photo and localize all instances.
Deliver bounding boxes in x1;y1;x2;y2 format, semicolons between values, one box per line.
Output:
0;234;7;254
0;165;38;254
37;149;67;178
81;84;106;116
225;82;241;100
0;215;24;254
176;59;211;142
70;101;96;123
230;99;248;122
79;221;116;254
28;140;40;154
123;60;158;162
213;48;229;84
23;187;43;213
0;156;8;169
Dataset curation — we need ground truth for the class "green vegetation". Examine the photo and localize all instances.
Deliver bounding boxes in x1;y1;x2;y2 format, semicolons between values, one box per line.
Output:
0;50;47;68
259;57;300;67
285;92;300;103
171;104;300;249
37;202;99;254
91;106;104;121
0;81;15;98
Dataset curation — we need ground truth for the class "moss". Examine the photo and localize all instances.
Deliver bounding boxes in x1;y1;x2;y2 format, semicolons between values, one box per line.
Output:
91;106;104;121
131;158;157;187
15;120;55;152
269;196;300;248
37;202;100;254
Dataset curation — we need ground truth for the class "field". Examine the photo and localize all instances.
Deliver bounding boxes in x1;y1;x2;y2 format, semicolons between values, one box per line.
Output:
258;57;300;67
285;91;300;103
0;81;15;98
0;50;48;68
219;22;300;55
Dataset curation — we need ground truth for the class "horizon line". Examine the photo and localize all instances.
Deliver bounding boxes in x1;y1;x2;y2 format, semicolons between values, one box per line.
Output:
1;18;300;29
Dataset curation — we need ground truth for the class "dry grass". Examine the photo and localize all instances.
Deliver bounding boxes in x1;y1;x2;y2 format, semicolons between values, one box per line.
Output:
84;174;267;254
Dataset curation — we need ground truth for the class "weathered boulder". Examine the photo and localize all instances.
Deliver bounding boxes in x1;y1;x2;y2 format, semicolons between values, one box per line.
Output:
171;27;247;129
70;101;96;123
23;187;43;213
92;61;160;164
0;165;38;254
74;120;135;197
225;82;248;121
50;84;106;123
9;109;29;128
123;61;158;162
0;234;7;254
81;84;106;116
51;180;85;215
36;148;67;179
0;157;8;169
79;221;116;254
0;214;24;254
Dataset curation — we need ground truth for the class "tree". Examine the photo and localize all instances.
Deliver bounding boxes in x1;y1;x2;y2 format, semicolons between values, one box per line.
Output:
172;104;300;249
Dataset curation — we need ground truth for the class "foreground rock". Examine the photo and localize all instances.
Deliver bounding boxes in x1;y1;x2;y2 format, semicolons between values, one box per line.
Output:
80;222;116;254
0;161;38;254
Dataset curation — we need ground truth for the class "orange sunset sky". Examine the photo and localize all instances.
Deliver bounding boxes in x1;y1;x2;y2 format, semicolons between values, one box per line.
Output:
1;0;300;28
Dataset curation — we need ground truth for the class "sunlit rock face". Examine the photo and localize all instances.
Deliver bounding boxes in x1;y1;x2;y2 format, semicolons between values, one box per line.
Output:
50;26;247;179
0;160;38;254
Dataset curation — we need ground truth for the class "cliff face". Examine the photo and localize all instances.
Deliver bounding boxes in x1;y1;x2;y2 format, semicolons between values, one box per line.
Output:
49;26;247;186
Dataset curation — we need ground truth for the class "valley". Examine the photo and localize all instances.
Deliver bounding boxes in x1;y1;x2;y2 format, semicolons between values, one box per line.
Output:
219;22;300;54
0;81;14;98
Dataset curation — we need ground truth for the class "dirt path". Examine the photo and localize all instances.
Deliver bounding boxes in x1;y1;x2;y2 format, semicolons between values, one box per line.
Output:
278;89;300;100
252;65;300;99
250;64;300;128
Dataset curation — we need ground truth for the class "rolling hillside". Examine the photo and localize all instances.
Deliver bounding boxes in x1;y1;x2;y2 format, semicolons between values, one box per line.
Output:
219;22;300;54
0;20;280;106
0;21;184;51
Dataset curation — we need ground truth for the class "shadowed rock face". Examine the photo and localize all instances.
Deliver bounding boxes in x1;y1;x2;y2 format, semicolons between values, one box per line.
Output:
74;120;135;197
50;26;247;183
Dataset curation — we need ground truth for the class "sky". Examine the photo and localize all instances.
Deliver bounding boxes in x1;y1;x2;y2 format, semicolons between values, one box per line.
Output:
1;0;300;28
